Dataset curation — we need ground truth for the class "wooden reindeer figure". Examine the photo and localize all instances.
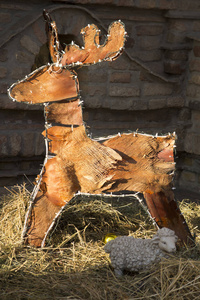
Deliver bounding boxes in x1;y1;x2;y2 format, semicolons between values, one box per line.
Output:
8;11;194;247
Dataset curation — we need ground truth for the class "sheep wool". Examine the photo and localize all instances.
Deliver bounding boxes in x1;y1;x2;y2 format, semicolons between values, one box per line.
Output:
104;227;178;276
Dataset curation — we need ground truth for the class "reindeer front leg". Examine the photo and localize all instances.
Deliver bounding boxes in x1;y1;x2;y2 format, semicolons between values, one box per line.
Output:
25;191;63;247
25;154;80;247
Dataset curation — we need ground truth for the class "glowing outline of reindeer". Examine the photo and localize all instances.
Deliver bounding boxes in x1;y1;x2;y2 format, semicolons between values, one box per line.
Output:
8;10;194;247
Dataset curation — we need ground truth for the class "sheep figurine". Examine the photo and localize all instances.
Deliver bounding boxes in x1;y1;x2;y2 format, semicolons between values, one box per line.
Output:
104;227;178;276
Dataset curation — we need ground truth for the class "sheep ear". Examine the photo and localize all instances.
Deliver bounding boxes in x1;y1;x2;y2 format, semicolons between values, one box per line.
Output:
151;235;159;244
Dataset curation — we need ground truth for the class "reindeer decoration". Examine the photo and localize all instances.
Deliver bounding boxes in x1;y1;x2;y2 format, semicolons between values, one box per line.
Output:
8;10;194;247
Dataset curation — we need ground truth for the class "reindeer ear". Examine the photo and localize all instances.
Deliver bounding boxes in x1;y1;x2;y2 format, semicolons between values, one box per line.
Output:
43;9;62;64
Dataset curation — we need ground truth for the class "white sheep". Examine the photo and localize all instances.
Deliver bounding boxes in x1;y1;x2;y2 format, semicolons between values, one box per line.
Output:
104;227;178;276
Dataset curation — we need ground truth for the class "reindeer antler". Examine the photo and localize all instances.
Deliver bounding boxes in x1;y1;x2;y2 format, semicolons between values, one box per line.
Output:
60;21;126;66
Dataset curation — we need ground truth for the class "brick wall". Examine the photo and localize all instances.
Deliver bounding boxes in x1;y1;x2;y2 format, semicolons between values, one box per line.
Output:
0;0;200;193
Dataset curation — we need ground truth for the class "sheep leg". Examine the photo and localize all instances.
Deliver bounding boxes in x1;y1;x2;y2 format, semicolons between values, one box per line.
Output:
114;268;123;277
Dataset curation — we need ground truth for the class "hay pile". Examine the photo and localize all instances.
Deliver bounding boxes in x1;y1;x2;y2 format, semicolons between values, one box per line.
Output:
0;185;200;300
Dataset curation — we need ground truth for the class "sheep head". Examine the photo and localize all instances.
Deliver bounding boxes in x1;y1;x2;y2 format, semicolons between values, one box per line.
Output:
152;227;178;253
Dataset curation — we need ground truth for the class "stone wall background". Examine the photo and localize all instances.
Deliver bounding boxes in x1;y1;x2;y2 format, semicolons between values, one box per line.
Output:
0;0;200;193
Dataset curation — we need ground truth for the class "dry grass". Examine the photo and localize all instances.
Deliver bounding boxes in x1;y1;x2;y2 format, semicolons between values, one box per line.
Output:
0;184;200;300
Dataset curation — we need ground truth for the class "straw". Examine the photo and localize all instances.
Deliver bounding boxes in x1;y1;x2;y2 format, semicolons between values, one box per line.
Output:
0;184;199;300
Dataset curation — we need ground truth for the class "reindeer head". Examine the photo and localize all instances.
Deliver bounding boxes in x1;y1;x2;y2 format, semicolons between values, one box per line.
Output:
8;10;126;105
